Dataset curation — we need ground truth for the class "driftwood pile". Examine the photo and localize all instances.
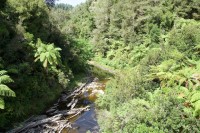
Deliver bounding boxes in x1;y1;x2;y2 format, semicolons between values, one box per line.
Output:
9;78;94;133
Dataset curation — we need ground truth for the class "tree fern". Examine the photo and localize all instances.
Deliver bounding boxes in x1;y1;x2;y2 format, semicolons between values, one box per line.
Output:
0;70;15;109
34;38;61;68
147;56;200;117
0;70;7;75
147;59;178;87
0;75;13;84
0;85;15;97
148;58;200;89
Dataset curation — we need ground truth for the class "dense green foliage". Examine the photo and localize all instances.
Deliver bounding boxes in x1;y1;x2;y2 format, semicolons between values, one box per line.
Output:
60;0;200;132
1;0;200;132
0;0;92;130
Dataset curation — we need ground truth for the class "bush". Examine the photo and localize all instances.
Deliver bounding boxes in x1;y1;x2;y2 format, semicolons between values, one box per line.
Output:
97;88;200;133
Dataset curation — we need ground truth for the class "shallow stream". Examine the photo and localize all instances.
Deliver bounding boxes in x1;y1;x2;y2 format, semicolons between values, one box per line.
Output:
62;79;108;133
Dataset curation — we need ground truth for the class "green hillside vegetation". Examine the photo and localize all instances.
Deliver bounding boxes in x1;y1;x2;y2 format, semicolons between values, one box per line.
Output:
0;0;92;130
62;0;200;132
1;0;200;132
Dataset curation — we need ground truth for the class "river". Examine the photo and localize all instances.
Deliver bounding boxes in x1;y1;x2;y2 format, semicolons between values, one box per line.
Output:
8;64;112;133
62;78;108;133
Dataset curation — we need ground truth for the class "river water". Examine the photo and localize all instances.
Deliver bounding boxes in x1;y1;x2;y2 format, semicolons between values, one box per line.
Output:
62;79;108;133
60;64;111;133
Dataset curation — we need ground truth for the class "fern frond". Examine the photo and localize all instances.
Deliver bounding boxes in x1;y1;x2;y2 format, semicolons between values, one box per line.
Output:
40;53;46;62
190;92;200;103
0;75;13;84
192;100;200;117
55;48;61;51
0;85;16;97
0;97;4;109
0;70;7;76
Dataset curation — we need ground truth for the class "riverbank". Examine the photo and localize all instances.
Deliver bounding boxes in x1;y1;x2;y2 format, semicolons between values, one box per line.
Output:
88;61;117;75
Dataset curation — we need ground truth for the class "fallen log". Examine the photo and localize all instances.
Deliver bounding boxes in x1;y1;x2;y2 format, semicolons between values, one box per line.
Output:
10;106;90;133
71;99;78;109
68;106;90;120
9;114;63;133
49;106;90;116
